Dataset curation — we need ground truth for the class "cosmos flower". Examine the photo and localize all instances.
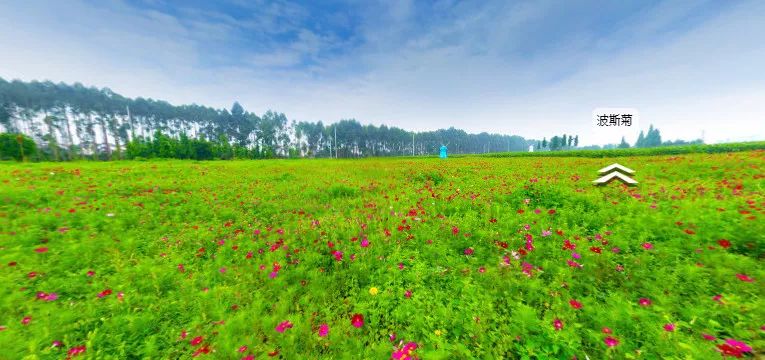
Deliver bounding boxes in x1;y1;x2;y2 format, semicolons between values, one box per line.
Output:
404;289;412;299
318;324;329;337
553;318;563;330
604;336;619;347
736;274;754;282
642;242;654;250
569;299;583;309
275;320;293;333
360;238;370;247
351;314;364;328
663;323;675;332
464;248;474;255
190;336;203;346
638;298;651;306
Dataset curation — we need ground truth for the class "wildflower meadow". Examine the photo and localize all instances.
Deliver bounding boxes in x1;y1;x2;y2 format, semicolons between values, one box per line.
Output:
1;151;763;359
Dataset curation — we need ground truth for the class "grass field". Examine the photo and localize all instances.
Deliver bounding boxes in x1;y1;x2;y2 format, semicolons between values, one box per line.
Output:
1;151;763;359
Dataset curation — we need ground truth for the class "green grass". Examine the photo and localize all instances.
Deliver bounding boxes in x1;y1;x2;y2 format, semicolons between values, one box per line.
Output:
1;151;763;359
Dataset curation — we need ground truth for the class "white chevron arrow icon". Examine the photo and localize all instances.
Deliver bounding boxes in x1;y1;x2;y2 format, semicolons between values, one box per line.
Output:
593;163;638;185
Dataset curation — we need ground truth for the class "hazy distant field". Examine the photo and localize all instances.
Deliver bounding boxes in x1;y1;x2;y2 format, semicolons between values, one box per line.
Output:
1;152;763;359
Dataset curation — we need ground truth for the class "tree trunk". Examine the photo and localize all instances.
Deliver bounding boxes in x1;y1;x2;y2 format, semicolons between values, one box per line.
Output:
99;117;111;160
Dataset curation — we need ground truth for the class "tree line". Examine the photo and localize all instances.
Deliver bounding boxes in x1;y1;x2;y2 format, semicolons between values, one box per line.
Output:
0;78;534;161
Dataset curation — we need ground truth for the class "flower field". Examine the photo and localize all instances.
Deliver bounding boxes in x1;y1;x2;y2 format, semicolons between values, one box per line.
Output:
1;151;763;359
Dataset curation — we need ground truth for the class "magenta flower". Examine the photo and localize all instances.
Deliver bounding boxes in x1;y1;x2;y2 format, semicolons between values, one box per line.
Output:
571;252;581;259
332;250;343;261
318;323;329;337
392;342;418;360
351;314;364;328
398;262;405;270
553;318;563;330
736;273;754;282
638;298;651;306
702;333;716;341
21;316;31;325
642;242;653;250
238;345;248;353
724;339;752;353
404;289;412;299
269;271;278;279
360;238;369;247
464;247;474;255
275;320;293;333
663;323;675;332
604;336;619;347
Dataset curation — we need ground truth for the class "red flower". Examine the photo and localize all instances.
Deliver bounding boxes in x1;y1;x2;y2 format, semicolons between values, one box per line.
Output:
553;318;563;330
35;247;49;253
351;313;364;328
736;274;754;282
638;298;652;306
604;336;619;347
190;336;203;346
451;226;459;235
569;299;582;309
718;239;731;248
589;246;602;254
716;344;743;358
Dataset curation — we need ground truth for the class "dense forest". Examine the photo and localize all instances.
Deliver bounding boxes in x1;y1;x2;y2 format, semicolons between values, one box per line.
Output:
0;78;537;161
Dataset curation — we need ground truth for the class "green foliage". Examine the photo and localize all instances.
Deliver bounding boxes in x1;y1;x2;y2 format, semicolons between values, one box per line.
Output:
1;151;763;358
0;133;37;161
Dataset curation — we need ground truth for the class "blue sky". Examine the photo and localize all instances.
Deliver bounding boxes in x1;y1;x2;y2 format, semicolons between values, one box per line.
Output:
1;0;763;145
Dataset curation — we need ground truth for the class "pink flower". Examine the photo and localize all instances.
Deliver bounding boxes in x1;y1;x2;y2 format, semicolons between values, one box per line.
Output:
269;271;278;279
702;333;716;341
452;226;459;235
569;299;582;309
21;316;31;325
604;336;619;347
712;294;723;303
404;289;412;299
67;345;86;357
464;247;474;255
542;230;552;237
392;341;419;360
638;298;651;306
642;242;653;250
52;340;63;348
351;313;364;328
219;267;227;274
571;252;581;259
553;318;563;330
332;250;343;261
242;356;254;360
615;264;624;272
478;266;486;273
736;274;754;282
663;323;675;332
360;238;369;247
724;339;752;353
238;345;248;353
275;320;293;333
86;270;95;277
190;336;203;346
389;333;396;342
318;323;329;337
398;262;405;270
